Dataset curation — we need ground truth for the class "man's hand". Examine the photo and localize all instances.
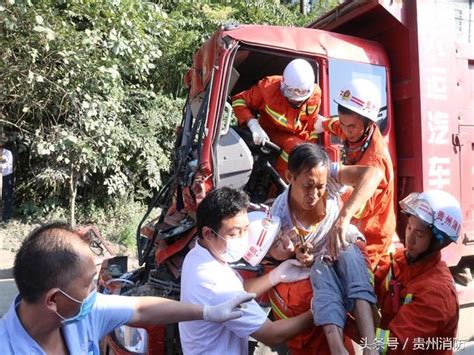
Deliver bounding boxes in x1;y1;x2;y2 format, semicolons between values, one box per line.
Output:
269;259;310;286
247;118;269;145
203;292;256;322
295;241;314;267
327;215;350;259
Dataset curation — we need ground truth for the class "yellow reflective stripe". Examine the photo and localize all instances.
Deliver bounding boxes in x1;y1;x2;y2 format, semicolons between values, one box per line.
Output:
269;298;288;320
232;99;247;108
309;131;318;140
404;293;413;304
264;105;288;127
353;201;367;219
375;328;390;355
368;269;374;287
306;105;318;114
384;268;392;291
327;117;338;134
280;150;289;162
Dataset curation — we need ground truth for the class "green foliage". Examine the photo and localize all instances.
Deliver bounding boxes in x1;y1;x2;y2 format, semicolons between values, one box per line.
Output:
154;0;309;97
77;196;145;252
1;0;181;225
0;0;339;244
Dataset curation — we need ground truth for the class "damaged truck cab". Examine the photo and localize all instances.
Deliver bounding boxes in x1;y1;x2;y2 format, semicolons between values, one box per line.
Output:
99;1;474;354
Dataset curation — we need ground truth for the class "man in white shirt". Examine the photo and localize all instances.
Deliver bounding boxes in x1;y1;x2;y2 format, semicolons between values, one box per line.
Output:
0;221;254;355
0;134;13;222
180;187;313;355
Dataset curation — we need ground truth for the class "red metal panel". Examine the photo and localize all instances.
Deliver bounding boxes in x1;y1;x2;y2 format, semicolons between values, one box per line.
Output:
457;125;474;257
222;25;388;66
416;1;462;266
185;24;390;100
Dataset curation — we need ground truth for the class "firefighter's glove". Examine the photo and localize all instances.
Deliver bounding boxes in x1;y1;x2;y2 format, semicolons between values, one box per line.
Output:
313;114;328;134
247;118;269;145
202;292;256;322
269;259;310;286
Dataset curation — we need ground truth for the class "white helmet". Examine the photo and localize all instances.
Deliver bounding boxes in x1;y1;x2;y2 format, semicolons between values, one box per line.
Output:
281;58;315;102
243;211;281;266
400;190;462;243
334;78;381;122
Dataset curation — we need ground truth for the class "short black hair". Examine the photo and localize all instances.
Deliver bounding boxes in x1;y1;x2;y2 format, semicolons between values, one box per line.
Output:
196;187;249;237
287;143;329;177
337;104;370;126
13;221;85;303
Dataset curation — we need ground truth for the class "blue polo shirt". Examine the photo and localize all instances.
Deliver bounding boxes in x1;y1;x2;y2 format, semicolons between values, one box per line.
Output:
0;293;135;354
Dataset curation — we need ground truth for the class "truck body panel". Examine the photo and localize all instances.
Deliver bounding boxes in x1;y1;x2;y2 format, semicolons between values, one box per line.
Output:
310;0;474;267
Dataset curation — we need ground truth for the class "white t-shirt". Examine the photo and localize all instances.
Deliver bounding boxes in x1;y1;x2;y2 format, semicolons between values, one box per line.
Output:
179;242;267;355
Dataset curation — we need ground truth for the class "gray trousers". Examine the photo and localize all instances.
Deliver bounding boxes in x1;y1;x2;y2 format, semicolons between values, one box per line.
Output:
311;244;376;328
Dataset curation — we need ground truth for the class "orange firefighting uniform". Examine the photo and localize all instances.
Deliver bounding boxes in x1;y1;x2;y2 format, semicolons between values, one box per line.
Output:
374;250;459;354
323;118;396;268
232;76;321;178
270;240;372;354
270;279;355;355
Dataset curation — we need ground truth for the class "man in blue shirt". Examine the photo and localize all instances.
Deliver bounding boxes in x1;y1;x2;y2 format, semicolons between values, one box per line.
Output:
0;221;253;354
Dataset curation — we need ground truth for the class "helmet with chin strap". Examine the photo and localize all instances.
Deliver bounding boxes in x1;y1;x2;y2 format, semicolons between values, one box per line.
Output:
399;190;462;244
281;59;315;102
335;78;382;122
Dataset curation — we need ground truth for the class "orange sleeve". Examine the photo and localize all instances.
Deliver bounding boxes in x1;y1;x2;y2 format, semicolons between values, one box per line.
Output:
322;118;346;138
231;82;266;126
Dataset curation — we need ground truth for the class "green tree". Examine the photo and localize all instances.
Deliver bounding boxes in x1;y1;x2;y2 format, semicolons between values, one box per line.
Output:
1;0;177;225
0;0;339;242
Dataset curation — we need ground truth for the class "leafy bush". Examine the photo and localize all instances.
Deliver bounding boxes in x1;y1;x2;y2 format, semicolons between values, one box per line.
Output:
1;0;338;247
1;0;179;225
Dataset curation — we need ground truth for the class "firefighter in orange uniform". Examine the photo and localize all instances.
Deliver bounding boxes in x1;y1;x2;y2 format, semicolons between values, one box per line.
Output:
316;78;396;268
373;190;460;354
232;58;321;178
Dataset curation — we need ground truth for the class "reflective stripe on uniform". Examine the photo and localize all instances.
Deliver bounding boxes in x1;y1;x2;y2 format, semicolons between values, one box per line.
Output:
269;297;288;320
306;104;318;115
375;328;390;355
384;268;392;291
403;293;413;304
264;105;288;127
353;201;368;219
327;117;338;134
309;131;318;141
232;99;247;108
279;150;289;162
369;269;375;287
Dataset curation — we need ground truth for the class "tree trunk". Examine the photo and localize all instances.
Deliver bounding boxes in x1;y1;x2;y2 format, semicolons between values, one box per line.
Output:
69;167;77;228
300;0;307;15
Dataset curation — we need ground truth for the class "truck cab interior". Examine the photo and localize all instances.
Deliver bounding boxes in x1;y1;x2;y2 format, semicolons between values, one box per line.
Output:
215;48;320;204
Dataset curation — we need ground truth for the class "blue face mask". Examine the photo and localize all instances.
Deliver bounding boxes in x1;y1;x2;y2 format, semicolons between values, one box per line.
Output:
55;289;97;325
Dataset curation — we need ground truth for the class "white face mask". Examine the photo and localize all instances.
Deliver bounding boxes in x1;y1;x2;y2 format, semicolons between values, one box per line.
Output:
212;229;249;263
